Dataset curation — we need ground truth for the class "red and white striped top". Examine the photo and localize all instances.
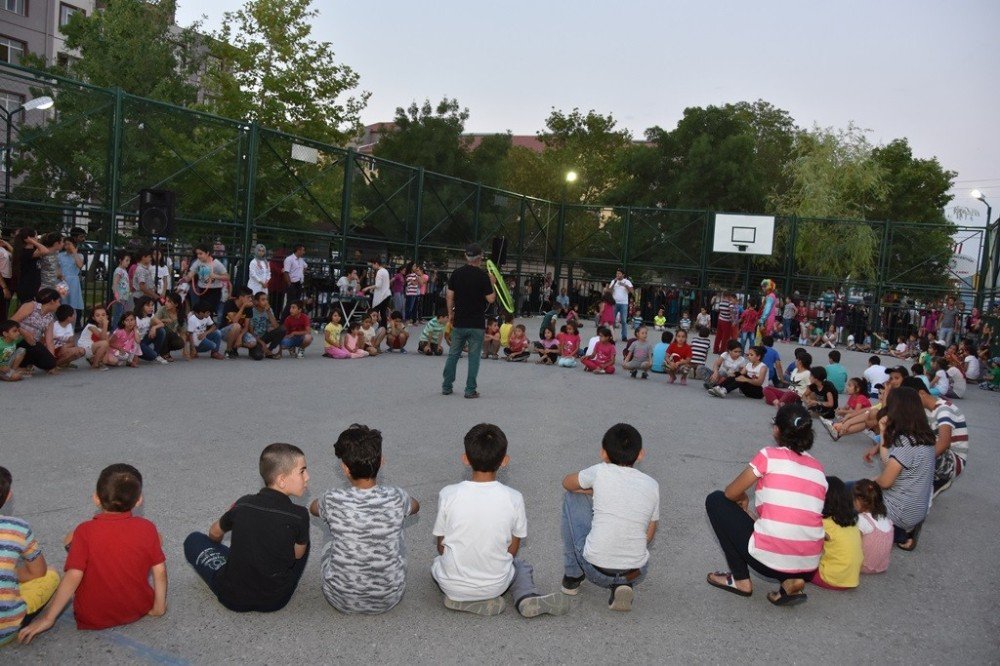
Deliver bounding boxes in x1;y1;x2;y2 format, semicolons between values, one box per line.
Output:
747;446;827;573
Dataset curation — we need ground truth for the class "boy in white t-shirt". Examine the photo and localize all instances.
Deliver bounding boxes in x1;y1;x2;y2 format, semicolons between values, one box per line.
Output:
560;424;659;612
431;424;568;618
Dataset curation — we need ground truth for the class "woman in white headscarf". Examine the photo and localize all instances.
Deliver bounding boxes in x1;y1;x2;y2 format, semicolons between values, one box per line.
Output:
248;243;271;294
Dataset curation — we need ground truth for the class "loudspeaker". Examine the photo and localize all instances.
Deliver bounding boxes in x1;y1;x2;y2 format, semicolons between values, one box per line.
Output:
138;189;175;237
491;236;508;268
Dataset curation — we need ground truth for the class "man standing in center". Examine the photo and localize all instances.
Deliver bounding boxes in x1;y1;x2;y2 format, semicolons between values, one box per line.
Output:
363;257;391;324
609;269;633;342
443;244;496;399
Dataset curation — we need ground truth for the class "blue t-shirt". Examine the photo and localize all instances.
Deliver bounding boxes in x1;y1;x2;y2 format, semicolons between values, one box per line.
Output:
651;342;668;372
825;363;848;393
762;346;781;382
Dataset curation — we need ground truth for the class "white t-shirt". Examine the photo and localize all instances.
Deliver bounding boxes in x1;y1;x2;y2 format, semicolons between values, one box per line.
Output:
0;245;11;279
52;321;74;348
608;278;633;305
431;480;527;602
584;335;601;355
857;512;893;535
863;364;890;389
283;254;307;284
946;366;966;398
135;314;152;339
789;368;812;397
719;353;747;377
576;462;660;569
78;324;98;354
895;342;908;353
187;312;212;346
745;360;769;387
964;355;981;381
933;369;950;395
372;267;390;306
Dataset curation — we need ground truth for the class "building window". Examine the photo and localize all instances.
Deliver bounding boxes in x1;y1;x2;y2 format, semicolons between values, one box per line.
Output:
0;89;25;113
59;3;83;28
0;36;26;65
3;0;27;17
56;52;80;70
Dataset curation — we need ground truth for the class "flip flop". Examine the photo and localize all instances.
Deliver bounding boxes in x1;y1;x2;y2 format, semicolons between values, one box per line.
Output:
706;572;752;597
767;586;807;607
896;521;923;551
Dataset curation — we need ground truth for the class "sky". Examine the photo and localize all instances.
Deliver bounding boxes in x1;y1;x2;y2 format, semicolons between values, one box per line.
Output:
177;0;1000;228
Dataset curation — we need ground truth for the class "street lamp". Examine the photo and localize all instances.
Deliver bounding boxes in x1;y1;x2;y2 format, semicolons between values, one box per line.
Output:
971;189;992;311
565;170;578;184
3;96;55;225
552;170;578;288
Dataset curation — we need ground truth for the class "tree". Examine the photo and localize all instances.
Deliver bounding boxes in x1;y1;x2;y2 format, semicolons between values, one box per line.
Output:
208;0;369;144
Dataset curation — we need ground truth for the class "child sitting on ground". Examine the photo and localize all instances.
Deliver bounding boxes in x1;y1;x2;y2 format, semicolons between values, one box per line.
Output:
187;303;224;360
665;328;693;384
690;325;712;380
340;321;370;359
556;322;581;368
419;312;447;356
281;301;313;359
310;425;419;614
386;311;409;353
184;444;310;613
431;424;568;618
835;377;871;418
359;316;381;356
653;308;666;331
78;306;112;370
534;326;559;364
802;366;838;419
504;324;530;362
812;476;862;590
679;311;692;332
323;310;346;358
853;479;892;574
622;325;652;379
762;352;812;406
0;467;60;646
19;464;167;643
561;423;659;612
499;313;514;349
0;320;28;381
582;326;616;374
109;311;141;367
482;317;501;359
651;330;673;374
52;304;85;369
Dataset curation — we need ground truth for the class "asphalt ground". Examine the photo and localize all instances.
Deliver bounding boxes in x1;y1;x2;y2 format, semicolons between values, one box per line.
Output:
3;327;998;664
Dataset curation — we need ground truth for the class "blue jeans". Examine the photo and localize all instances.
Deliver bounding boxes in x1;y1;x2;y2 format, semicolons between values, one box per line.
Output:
183;532;308;613
139;327;166;360
938;327;953;346
405;295;420;322
783;318;793;341
613;303;629;339
110;300;126;331
561;491;647;588
739;330;754;350
196;330;222;353
442;327;485;395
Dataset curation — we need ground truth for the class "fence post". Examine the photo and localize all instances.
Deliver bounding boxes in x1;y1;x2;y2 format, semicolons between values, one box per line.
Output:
974;222;990;311
104;86;125;303
412;167;424;263
339;149;354;274
553;202;566;285
239;122;259;286
872;220;891;331
698;210;711;302
784;216;798;295
515;196;527;306
473;182;482;242
622;207;632;275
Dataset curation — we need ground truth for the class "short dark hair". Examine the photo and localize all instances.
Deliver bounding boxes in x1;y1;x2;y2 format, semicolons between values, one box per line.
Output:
869;355;881;365
601;423;643;466
798;352;812;368
96;464;143;512
254;291;268;301
901;376;929;394
334;424;382;480
889;366;909;379
726;338;741;351
464;423;508;473
0;466;11;510
697;325;710;337
194;301;213;314
823;476;857;528
811;366;827;381
762;335;774;347
293;244;305;252
259;443;305;485
662;331;674;344
136;247;153;261
234;286;253;298
289;300;304;310
55;304;75;321
194;244;211;254
0;320;18;335
828;350;841;362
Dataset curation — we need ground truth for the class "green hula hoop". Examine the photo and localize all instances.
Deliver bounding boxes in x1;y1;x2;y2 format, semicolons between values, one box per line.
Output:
486;260;515;314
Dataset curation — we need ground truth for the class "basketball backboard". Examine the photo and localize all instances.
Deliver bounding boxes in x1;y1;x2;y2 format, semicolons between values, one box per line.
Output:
712;213;775;256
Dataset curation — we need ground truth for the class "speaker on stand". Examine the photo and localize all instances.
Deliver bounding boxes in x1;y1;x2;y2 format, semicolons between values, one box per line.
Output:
138;189;176;298
491;236;508;268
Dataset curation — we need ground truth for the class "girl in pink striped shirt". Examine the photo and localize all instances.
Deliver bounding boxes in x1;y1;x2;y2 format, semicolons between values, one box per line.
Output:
705;403;827;606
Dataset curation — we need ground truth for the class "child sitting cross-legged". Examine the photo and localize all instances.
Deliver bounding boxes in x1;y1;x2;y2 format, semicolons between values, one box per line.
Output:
561;424;659;612
0;466;60;647
310;425;419;614
555;321;581;368
19;464;167;644
184;444;310;613
581;326;616;374
432;424;569;618
504;324;530;362
811;476;862;590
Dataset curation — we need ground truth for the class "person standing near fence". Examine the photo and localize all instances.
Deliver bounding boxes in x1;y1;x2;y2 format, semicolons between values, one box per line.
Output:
363;257;391;324
442;244;496;399
282;245;307;319
608;269;633;342
938;296;958;346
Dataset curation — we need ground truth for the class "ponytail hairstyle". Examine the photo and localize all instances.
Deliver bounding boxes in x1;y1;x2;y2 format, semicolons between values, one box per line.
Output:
822;476;857;527
773;403;814;454
849;376;869;397
852;479;887;520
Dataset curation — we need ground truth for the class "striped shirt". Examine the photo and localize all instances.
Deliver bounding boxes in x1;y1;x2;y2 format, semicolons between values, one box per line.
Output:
0;517;42;646
405;273;420;296
690;336;710;365
747;446;827;573
930;399;969;462
717;300;733;323
883;436;935;531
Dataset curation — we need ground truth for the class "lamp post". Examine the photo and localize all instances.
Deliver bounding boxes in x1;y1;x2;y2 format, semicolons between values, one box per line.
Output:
552;170;578;288
2;96;54;230
971;189;992;311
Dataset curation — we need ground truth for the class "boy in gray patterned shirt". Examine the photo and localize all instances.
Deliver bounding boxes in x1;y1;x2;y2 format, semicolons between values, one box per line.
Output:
309;424;419;614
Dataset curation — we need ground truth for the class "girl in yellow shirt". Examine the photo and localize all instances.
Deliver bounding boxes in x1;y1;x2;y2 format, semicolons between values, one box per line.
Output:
813;476;863;589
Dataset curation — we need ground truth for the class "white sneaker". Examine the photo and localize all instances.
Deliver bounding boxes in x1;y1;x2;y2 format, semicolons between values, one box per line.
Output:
609;584;634;612
296;348;305;359
154;356;169;365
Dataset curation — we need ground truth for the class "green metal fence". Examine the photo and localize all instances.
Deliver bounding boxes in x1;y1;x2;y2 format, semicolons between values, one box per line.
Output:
2;61;996;324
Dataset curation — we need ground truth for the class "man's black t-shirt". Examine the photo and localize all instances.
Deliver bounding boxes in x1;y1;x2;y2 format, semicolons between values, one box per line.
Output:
449;264;492;329
222;299;249;326
215;488;310;609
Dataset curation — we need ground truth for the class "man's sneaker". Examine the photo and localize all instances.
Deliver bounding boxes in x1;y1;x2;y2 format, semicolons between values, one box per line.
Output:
443;596;506;616
400;348;407;354
608;584;634;612
442;388;453;396
154;356;169;365
630;369;637;378
708;386;726;397
821;418;839;441
517;593;570;618
296;348;305;359
561;574;585;595
932;476;953;499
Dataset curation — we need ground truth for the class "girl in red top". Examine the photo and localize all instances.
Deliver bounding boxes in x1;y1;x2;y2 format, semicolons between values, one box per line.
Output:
582;326;616;374
835;377;872;418
597;291;615;329
739;303;759;351
556;322;581;368
665;328;693;384
504;324;530;362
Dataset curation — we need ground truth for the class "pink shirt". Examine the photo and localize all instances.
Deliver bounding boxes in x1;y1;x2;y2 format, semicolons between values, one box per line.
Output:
857;512;892;574
747;446;827;573
110;329;138;355
556;332;580;357
591;341;616;366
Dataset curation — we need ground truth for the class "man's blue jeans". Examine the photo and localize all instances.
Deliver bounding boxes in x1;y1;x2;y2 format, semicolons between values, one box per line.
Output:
561;491;647;589
442;327;484;395
613;303;629;340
